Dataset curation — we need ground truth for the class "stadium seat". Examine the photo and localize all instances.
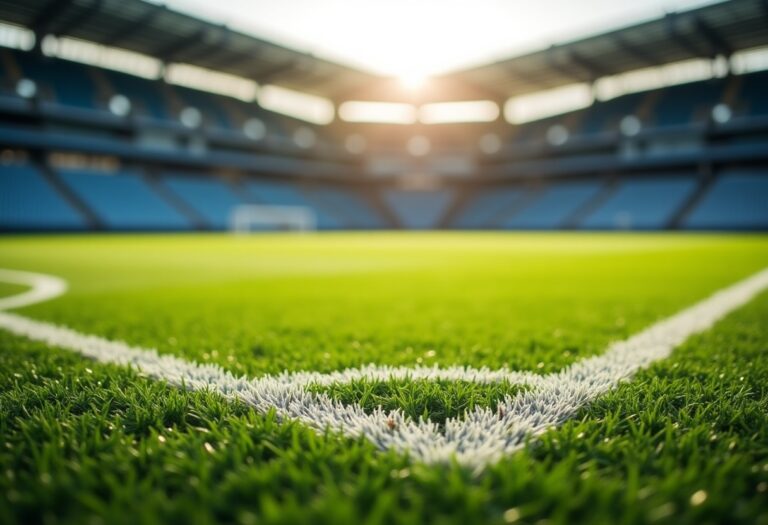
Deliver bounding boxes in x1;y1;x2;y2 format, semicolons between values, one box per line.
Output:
302;186;385;229
0;164;86;230
244;179;343;229
452;188;529;229
738;70;768;117
650;80;724;128
172;86;234;130
383;189;454;229
504;181;602;229
580;177;697;230
102;70;171;121
683;171;768;230
160;173;246;229
57;169;191;230
15;52;100;110
579;92;645;135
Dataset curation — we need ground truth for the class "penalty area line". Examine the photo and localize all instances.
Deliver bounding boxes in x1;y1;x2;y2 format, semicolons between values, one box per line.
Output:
0;267;767;468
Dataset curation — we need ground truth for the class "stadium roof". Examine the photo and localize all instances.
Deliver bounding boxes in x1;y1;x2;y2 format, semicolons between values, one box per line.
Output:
0;0;766;103
432;0;768;101
0;0;381;100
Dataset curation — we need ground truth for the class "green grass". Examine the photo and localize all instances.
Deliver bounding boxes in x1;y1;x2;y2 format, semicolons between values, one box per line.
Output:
0;232;767;524
0;281;26;298
308;379;523;427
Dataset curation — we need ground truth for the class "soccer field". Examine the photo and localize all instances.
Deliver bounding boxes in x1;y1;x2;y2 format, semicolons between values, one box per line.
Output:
1;233;768;524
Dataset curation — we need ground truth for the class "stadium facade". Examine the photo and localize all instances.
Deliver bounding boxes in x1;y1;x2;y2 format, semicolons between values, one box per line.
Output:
0;0;767;232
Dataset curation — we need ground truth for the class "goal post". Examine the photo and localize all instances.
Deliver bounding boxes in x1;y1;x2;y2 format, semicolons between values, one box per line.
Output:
229;205;317;233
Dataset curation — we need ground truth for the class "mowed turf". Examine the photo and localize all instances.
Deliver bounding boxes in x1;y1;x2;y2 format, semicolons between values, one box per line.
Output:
0;232;767;524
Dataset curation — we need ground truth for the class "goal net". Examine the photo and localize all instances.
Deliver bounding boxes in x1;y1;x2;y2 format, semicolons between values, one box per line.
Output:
229;205;317;233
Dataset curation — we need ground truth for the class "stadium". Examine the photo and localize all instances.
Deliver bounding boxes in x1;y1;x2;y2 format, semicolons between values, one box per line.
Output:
0;0;767;523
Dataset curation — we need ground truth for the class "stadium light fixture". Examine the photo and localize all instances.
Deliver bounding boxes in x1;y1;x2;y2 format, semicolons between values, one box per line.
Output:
108;95;131;117
179;107;202;128
0;21;34;51
165;63;257;102
15;79;36;99
338;101;417;124
505;84;592;124
243;118;267;141
619;115;642;137
258;85;334;125
711;104;732;124
418;101;499;124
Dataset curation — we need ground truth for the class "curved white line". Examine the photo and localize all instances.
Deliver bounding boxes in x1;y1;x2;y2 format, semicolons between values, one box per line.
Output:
0;266;767;468
0;269;68;311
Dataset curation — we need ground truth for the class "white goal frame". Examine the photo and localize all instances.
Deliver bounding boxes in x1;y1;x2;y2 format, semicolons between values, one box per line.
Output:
229;205;317;233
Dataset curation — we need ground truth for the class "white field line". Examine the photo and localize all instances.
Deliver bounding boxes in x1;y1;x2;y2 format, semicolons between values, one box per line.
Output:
0;269;67;310
1;267;767;468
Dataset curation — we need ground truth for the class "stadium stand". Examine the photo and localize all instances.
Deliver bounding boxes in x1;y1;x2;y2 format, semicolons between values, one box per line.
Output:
14;52;99;111
102;69;172;121
384;190;454;230
56;168;191;230
0;0;766;232
683;171;768;230
302;186;386;229
580;178;697;230
244;180;343;230
0;162;85;230
502;182;603;230
735;70;768;117
159;173;245;229
452;188;530;229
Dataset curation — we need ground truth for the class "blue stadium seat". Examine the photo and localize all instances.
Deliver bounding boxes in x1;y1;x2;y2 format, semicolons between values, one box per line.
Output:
683;172;768;230
0;164;85;230
161;174;245;229
57;169;190;230
580;177;696;230
738;70;768;117
15;52;99;110
303;187;384;229
173;86;233;130
651;80;723;127
453;188;528;229
505;182;602;229
383;189;453;229
244;180;343;229
102;70;170;120
579;92;645;135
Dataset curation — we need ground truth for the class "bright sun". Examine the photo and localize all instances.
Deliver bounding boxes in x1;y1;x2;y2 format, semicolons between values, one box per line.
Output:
398;72;428;91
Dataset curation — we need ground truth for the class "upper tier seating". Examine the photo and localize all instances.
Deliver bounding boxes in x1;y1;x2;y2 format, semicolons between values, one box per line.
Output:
0;163;85;230
650;79;724;128
14;52;99;110
736;70;768;117
102;69;171;121
578;92;647;136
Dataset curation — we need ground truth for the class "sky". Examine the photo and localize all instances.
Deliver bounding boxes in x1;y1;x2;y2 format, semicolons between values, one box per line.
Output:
157;0;717;79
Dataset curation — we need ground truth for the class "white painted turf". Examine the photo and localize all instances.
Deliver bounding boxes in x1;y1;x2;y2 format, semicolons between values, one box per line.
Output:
1;267;767;468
